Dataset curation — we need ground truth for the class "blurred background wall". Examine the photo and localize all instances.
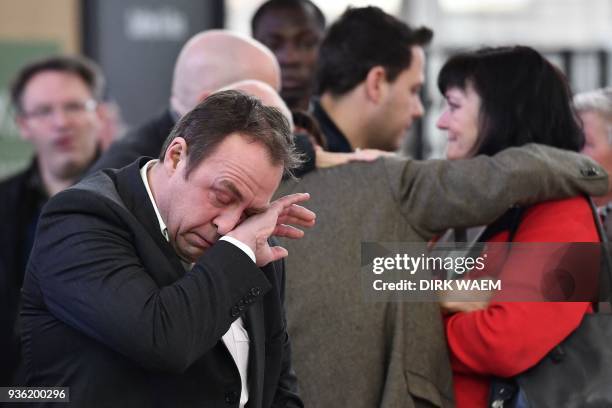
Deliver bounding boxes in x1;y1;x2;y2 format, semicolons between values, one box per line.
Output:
1;0;611;178
82;0;223;128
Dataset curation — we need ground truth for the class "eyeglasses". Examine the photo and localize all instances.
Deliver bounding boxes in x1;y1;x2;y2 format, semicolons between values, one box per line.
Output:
21;99;97;122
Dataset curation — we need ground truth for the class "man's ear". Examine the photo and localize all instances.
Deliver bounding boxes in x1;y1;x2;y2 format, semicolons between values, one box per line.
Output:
364;66;388;104
162;137;188;173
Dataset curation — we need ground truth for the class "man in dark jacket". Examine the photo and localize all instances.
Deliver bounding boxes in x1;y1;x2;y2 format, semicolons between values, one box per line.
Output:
251;0;325;111
312;7;430;153
0;55;104;385
21;91;314;407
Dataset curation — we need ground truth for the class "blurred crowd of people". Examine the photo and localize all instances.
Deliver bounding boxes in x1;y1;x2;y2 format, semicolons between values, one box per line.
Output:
1;1;611;407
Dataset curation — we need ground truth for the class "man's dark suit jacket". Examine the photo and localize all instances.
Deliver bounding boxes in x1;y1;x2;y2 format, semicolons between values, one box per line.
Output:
311;99;352;153
20;158;302;408
88;109;176;174
0;161;47;385
89;109;315;177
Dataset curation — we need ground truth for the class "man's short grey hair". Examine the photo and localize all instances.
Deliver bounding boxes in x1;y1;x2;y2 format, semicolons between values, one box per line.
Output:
574;87;612;143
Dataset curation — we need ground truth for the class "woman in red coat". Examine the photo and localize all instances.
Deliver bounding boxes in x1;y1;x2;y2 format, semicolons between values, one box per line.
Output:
435;46;599;407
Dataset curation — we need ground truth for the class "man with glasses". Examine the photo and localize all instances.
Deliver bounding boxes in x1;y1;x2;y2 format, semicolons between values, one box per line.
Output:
0;55;104;385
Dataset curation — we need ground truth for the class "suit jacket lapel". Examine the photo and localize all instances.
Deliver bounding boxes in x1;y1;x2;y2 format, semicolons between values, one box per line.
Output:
113;159;184;277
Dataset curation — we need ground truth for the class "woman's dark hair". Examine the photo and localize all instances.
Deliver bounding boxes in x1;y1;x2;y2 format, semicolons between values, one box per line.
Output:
437;45;584;156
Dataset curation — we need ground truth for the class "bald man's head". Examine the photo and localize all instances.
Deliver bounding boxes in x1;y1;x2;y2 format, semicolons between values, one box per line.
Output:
220;79;293;131
170;30;281;116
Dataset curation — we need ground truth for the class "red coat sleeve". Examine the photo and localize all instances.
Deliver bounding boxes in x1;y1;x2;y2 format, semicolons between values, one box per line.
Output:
445;197;597;377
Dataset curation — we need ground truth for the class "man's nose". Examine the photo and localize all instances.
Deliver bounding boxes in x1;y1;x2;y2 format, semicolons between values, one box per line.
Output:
277;43;300;65
51;108;71;127
413;97;425;118
213;209;244;236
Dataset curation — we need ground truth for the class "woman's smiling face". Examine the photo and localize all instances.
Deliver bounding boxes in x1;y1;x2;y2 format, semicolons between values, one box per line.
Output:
437;83;482;160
